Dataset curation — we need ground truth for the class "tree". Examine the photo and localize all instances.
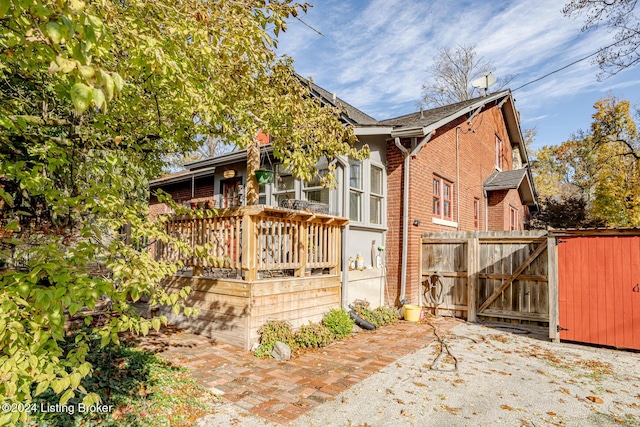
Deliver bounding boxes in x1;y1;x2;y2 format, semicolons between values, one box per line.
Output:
420;44;513;107
530;96;640;228
0;0;367;421
530;195;605;229
563;0;640;78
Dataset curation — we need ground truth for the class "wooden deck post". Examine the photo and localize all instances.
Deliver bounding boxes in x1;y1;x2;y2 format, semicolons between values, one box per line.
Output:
242;213;257;281
467;234;479;322
295;221;308;277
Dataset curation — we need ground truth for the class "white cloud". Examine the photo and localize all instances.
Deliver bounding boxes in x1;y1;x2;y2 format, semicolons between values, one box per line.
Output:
277;0;640;141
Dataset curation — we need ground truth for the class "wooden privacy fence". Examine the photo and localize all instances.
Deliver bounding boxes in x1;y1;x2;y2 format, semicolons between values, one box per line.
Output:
156;205;347;280
420;231;556;333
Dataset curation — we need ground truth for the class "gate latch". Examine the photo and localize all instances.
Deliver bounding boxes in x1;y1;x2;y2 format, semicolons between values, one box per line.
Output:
557;325;569;332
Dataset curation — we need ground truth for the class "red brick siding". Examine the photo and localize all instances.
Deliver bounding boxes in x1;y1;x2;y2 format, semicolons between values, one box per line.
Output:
385;104;529;304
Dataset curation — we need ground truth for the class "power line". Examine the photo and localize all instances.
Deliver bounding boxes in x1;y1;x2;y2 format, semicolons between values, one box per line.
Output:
512;33;637;92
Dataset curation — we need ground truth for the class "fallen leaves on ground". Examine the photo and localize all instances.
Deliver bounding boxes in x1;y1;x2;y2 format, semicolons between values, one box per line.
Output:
586;396;604;404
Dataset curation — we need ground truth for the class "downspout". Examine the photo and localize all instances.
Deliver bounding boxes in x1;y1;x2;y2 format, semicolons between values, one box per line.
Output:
484;189;489;231
394;131;435;303
456;126;461;230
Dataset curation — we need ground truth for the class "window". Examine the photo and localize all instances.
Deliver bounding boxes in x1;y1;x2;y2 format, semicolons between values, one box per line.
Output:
433;176;453;220
274;164;295;205
474;198;480;230
495;134;504;170
258;183;266;205
349;159;363;222
509;206;519;231
303;158;330;205
370;165;383;225
221;178;242;208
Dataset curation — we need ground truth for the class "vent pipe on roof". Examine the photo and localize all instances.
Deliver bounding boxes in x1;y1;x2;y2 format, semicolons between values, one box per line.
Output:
332;93;337;104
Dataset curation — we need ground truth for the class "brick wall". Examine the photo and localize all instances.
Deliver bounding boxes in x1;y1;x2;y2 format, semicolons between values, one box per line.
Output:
385;104;530;305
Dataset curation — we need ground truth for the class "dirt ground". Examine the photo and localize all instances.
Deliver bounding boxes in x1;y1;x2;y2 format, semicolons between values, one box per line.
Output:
197;321;640;427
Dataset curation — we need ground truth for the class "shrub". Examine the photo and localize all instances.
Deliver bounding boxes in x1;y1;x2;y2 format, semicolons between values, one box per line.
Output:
322;308;355;339
353;305;399;328
294;322;334;348
373;306;399;326
254;320;295;358
353;306;381;327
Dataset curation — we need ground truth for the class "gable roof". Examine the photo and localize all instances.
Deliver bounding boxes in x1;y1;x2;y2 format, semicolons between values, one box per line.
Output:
296;75;379;126
379;90;512;138
484;169;536;206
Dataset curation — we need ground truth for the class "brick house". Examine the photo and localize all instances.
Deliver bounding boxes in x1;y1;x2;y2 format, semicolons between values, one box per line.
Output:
373;92;537;305
150;82;537;307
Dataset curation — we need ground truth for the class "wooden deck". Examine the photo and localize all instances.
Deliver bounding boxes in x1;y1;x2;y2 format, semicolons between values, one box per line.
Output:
155;205;347;349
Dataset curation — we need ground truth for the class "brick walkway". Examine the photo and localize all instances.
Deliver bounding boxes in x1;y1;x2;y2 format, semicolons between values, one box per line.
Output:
136;317;460;425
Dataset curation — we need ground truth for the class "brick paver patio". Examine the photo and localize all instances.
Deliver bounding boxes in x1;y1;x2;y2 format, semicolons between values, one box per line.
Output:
136;316;461;425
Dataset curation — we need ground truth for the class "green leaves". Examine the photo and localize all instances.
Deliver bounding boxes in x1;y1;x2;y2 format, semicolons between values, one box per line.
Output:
70;82;92;113
0;0;366;415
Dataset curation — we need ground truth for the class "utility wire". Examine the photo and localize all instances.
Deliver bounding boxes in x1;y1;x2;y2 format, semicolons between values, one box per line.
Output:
512;33;637;92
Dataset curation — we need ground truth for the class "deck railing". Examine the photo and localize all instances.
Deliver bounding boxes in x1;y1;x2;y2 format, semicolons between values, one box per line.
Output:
156;205;347;280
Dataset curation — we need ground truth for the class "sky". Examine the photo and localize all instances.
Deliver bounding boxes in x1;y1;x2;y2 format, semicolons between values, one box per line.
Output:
275;0;640;150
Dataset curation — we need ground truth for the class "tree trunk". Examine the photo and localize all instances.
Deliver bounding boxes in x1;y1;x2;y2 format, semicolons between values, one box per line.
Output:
246;140;259;205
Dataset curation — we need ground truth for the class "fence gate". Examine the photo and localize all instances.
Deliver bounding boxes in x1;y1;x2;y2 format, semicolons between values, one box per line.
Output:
554;230;640;350
420;231;551;324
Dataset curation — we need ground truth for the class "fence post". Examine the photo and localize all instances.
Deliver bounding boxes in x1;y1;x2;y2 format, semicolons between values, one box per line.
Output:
547;234;559;342
467;234;479;322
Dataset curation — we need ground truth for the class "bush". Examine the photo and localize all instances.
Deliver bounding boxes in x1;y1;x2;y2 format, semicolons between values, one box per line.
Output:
353;306;380;327
322;308;355;339
353;305;399;328
254;320;295;358
373;306;399;326
294;322;334;348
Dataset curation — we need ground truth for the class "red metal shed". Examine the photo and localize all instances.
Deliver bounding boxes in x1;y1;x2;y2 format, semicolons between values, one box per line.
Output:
554;229;640;351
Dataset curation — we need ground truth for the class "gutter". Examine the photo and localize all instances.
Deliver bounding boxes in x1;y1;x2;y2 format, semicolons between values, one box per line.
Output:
394;131;435;303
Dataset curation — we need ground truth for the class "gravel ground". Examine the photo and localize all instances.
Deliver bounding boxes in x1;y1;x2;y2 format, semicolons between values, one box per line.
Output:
197;321;640;427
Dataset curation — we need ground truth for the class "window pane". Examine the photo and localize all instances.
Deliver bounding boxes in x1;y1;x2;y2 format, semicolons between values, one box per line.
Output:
433;197;440;215
444;200;451;218
349;190;361;221
349;159;362;189
275;164;294;191
370;195;382;225
370;166;383;194
433;178;440;195
444;182;451;199
304;168;329;188
305;189;329;204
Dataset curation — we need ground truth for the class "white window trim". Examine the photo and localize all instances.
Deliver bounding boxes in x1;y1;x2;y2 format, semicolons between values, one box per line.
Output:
433;175;454;221
349;159;364;223
369;163;385;226
433;217;459;228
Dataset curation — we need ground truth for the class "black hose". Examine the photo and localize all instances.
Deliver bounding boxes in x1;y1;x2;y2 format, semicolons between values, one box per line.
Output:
349;310;376;330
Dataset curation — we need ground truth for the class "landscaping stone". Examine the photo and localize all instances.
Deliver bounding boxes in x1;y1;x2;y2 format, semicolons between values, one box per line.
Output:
271;341;291;361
